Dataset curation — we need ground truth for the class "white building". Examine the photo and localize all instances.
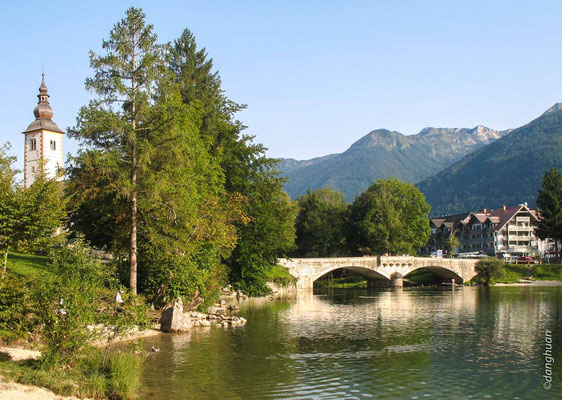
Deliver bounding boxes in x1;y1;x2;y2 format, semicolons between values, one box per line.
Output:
22;74;64;188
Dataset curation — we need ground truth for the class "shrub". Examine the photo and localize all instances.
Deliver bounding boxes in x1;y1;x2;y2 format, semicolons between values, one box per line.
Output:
475;257;505;285
35;236;119;367
0;276;37;338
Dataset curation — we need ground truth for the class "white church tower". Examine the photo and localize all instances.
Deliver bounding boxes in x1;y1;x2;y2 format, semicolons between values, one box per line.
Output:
22;74;64;188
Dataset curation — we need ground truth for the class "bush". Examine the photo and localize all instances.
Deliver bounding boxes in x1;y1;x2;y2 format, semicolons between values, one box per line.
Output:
139;246;226;309
475;257;505;285
0;276;37;339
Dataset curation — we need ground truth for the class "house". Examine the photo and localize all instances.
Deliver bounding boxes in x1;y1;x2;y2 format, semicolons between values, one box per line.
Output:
422;213;468;256
423;203;547;258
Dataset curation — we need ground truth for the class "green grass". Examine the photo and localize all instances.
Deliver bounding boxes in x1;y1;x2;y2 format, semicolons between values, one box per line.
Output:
266;264;297;288
5;251;51;277
0;346;144;400
487;264;562;284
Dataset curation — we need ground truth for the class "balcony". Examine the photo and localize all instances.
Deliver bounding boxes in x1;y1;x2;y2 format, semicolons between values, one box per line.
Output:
508;235;533;241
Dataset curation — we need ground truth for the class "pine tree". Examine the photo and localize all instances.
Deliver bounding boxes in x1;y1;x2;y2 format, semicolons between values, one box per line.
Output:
167;30;297;296
536;168;562;259
69;7;162;294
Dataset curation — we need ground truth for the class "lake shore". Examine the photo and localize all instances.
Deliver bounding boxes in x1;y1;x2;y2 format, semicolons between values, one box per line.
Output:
493;280;562;286
0;379;85;400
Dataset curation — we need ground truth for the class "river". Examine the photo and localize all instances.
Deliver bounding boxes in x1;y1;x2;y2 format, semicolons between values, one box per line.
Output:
140;286;561;399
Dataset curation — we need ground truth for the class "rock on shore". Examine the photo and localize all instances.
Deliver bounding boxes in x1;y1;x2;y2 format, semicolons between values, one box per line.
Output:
159;298;246;333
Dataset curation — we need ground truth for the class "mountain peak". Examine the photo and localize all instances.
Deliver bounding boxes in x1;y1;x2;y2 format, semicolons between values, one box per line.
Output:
541;103;562;116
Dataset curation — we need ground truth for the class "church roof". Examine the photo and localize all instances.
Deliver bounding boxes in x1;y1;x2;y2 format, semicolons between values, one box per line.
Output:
23;118;64;134
22;74;64;134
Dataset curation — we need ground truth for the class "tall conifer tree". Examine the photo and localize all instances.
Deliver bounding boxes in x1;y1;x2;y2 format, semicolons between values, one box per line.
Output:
537;168;562;258
70;8;161;293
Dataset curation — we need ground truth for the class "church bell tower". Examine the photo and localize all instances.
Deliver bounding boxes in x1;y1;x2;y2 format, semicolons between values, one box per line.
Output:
22;74;64;188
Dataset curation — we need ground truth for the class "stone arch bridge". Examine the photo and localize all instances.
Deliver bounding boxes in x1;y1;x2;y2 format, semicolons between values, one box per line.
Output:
278;256;478;290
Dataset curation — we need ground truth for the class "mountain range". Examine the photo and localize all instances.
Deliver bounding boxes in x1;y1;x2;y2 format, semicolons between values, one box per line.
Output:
279;125;509;201
278;104;562;215
418;104;562;215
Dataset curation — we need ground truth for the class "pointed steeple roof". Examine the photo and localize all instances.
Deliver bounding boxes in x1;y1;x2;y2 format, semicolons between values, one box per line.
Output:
23;74;64;134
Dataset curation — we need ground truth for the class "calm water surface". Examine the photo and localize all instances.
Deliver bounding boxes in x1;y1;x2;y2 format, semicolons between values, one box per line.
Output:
140;287;562;399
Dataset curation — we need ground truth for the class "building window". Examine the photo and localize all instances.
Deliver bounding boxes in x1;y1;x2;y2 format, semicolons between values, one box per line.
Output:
30;138;37;151
50;140;56;150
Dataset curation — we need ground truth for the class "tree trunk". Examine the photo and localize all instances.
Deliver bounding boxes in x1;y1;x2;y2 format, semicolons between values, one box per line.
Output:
1;246;8;280
129;41;138;295
130;148;137;294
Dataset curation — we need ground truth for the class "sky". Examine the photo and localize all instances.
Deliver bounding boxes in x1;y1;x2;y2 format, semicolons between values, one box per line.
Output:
1;0;561;172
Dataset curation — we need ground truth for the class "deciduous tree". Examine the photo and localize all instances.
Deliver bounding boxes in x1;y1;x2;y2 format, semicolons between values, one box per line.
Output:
346;177;430;255
294;188;347;257
0;144;65;279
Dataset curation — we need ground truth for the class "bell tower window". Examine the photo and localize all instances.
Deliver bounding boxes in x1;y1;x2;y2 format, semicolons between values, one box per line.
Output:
50;140;56;150
30;138;37;150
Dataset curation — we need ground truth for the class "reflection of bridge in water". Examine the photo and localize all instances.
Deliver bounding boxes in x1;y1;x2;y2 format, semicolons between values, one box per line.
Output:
279;256;478;290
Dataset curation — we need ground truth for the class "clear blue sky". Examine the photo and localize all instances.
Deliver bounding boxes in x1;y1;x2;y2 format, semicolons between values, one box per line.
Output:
2;0;561;172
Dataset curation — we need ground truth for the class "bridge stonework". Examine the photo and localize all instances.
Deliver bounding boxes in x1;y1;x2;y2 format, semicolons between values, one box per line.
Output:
278;256;478;290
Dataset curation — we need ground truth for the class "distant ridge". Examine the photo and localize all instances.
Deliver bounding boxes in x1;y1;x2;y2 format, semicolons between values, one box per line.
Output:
279;125;508;201
418;104;562;216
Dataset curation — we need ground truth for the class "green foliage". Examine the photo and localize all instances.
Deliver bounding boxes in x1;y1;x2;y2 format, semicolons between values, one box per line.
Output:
140;246;228;308
314;272;367;288
0;276;37;338
68;8;299;302
69;7;164;294
0;144;65;279
265;264;297;288
168;28;298;296
294;188;347;257
227;189;297;296
347;177;431;255
419;107;562;216
36;238;115;367
536;168;562;256
475;257;505;285
106;351;144;400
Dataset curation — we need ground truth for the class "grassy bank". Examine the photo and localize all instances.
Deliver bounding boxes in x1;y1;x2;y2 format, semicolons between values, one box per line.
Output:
490;263;562;284
266;264;297;288
0;347;143;399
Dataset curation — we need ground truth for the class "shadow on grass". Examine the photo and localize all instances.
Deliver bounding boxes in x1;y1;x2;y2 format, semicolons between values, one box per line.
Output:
7;252;51;277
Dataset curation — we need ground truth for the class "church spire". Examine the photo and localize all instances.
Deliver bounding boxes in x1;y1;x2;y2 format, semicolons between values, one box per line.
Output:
23;74;63;134
33;73;54;119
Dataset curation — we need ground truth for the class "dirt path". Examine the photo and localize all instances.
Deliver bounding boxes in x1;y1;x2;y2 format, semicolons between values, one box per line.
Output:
0;380;83;400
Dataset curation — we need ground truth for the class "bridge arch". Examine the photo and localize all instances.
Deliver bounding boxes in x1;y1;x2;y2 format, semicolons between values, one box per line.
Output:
404;265;464;283
313;265;390;284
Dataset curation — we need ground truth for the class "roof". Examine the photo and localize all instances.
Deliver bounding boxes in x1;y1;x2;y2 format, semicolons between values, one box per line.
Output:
23;118;64;134
462;205;539;231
